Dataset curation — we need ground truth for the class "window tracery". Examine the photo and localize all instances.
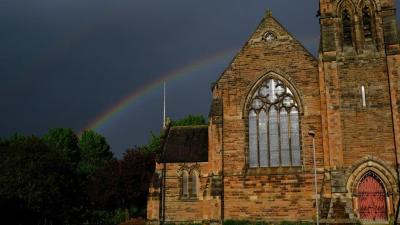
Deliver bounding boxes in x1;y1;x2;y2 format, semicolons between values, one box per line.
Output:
248;77;301;168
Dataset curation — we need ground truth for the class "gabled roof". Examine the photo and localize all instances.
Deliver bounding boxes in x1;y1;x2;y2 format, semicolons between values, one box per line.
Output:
212;11;317;90
159;125;208;163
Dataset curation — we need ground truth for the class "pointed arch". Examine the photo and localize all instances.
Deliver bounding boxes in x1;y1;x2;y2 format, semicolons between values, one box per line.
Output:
346;158;397;196
362;5;373;39
345;158;397;220
337;0;357;16
244;71;303;114
337;0;356;47
357;171;388;220
358;0;378;41
245;72;302;168
357;0;379;12
190;170;200;198
181;170;189;198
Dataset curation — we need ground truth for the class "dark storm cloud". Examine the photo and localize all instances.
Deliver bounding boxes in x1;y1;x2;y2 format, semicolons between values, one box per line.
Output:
1;0;396;157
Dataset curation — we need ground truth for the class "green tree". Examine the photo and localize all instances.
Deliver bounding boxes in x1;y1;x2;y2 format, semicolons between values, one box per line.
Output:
398;26;400;43
143;132;162;154
0;137;8;146
142;115;207;154
171;114;207;127
88;147;155;221
78;130;114;176
43;128;80;167
0;135;79;225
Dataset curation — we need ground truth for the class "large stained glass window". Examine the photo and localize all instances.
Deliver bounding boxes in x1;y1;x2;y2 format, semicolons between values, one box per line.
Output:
248;78;301;168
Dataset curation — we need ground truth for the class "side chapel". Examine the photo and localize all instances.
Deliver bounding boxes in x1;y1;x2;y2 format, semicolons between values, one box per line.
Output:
147;0;400;224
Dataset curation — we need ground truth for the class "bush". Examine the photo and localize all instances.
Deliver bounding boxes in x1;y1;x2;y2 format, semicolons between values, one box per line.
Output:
254;222;269;225
224;220;253;225
223;220;313;225
89;209;129;225
280;222;312;225
120;218;146;225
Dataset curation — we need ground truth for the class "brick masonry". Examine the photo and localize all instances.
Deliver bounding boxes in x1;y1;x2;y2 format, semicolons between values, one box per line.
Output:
147;0;400;223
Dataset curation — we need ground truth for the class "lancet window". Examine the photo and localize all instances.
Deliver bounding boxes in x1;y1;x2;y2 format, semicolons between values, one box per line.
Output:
248;77;301;168
181;170;189;198
180;169;199;199
342;9;353;46
190;171;199;198
362;6;373;39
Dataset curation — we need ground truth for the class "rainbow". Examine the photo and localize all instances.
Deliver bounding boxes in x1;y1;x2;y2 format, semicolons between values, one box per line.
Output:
80;48;238;134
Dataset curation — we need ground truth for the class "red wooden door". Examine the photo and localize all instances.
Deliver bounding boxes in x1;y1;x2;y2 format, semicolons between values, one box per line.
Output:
358;173;387;221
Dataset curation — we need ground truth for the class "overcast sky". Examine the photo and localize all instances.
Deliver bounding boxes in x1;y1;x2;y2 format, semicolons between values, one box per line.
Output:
1;0;398;158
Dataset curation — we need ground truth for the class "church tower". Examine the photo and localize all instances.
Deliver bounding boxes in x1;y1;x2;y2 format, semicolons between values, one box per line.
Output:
319;0;400;221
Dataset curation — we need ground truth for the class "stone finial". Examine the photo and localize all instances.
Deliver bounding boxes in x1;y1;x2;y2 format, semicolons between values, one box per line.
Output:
266;9;272;17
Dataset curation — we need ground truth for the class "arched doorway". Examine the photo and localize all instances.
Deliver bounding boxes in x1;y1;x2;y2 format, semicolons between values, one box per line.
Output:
357;172;387;221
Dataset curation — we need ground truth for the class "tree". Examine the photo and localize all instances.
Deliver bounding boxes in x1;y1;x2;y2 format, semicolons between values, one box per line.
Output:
398;25;400;43
0;137;8;147
78;130;114;176
88;147;155;219
43;128;80;167
119;149;155;217
0;136;79;225
171;114;207;127
142;132;162;154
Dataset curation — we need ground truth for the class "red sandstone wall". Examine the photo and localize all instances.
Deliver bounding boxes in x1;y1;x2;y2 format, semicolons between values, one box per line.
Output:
214;14;323;221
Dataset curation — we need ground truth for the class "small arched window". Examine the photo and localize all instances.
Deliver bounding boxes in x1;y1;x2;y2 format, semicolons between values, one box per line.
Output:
190;171;199;198
248;77;301;168
342;9;353;46
181;170;189;198
362;6;373;39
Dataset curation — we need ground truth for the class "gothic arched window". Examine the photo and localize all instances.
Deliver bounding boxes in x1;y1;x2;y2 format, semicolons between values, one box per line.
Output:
362;6;373;39
248;77;301;168
342;9;353;46
181;170;189;198
190;171;199;198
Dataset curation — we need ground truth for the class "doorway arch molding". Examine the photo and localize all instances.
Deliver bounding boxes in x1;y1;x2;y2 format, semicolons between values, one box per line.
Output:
344;156;398;219
345;156;397;196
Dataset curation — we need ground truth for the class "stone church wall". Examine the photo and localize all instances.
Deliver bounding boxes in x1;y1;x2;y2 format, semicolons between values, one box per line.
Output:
214;14;323;221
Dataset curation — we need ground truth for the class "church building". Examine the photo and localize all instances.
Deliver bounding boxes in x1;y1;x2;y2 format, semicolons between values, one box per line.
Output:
147;0;400;224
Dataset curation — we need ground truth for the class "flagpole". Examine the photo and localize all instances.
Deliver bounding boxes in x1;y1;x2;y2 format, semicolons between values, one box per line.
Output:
163;81;166;129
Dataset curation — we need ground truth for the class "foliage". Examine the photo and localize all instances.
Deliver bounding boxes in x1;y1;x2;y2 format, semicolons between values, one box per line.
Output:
119;149;155;211
78;130;114;176
0;137;8;146
0;127;162;224
223;220;313;225
254;222;269;225
398;25;400;43
43;128;80;166
224;220;253;225
171;114;207;127
88;147;155;218
89;209;129;225
120;218;146;225
143;131;163;154
280;221;313;225
141;114;207;154
0;136;81;225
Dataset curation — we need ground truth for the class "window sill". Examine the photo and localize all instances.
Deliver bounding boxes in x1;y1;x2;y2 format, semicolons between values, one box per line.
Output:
243;166;305;175
179;197;199;202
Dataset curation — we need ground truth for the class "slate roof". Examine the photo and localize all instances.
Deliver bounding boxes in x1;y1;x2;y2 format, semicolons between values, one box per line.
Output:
159;125;208;163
